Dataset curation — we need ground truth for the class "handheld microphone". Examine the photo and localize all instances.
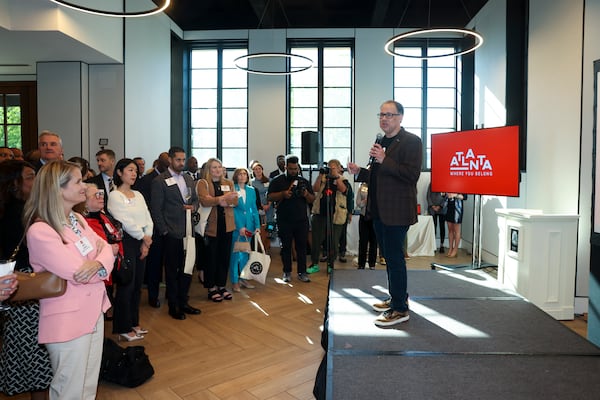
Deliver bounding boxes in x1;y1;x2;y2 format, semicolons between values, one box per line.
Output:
368;133;384;165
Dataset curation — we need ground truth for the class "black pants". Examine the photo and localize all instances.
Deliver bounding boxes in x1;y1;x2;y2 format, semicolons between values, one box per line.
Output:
204;231;233;288
358;215;377;268
113;234;145;334
163;235;192;310
278;218;309;274
145;227;164;301
432;213;446;247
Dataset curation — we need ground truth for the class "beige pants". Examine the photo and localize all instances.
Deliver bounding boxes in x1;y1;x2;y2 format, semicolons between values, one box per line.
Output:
45;314;104;400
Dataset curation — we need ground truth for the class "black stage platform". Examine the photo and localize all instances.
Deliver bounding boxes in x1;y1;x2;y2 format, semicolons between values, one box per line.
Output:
321;269;600;400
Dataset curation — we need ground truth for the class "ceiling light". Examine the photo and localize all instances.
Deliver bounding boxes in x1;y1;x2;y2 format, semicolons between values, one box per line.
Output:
47;0;170;18
233;53;313;76
384;28;484;59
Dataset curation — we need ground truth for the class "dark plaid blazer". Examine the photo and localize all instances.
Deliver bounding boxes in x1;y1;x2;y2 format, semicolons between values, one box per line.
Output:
356;128;422;226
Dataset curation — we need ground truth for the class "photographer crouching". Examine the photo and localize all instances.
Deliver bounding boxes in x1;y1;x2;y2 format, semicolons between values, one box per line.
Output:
267;155;315;283
307;159;349;275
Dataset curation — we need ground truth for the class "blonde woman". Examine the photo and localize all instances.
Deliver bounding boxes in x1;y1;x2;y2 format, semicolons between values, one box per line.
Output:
24;160;114;400
196;158;238;302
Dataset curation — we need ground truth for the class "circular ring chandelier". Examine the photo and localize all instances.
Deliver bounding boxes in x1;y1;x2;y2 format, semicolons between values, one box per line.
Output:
384;28;484;59
47;0;170;18
233;53;313;76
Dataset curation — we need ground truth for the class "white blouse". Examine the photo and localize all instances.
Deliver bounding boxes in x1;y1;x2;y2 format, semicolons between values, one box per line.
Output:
107;190;153;240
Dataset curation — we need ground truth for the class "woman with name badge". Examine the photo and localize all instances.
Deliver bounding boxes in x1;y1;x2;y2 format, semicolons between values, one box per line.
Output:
196;158;238;302
23;160;114;400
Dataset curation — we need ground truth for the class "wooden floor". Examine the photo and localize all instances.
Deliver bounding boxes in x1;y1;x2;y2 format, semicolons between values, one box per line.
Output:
1;247;588;399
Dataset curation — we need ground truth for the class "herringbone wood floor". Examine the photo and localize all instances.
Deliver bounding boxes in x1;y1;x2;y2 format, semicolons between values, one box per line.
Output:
0;247;587;399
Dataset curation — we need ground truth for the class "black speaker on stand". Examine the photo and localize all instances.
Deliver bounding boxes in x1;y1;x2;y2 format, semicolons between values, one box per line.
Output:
301;130;321;166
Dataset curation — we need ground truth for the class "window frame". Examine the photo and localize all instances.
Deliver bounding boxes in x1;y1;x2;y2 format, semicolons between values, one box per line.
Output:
393;38;465;170
287;38;355;168
186;41;249;168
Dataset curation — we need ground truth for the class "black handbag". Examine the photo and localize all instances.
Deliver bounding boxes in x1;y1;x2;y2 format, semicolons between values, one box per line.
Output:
101;338;154;388
112;254;133;285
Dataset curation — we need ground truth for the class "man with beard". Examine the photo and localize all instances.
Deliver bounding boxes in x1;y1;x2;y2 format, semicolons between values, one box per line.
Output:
268;155;315;283
150;147;201;319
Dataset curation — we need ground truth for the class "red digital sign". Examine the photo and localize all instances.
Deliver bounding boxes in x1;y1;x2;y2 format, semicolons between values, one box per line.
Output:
430;126;520;197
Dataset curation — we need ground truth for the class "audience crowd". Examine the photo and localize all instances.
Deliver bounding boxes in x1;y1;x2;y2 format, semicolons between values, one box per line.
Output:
0;127;428;398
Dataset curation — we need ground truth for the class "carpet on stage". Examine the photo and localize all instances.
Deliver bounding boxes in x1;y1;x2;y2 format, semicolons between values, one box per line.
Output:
321;269;600;400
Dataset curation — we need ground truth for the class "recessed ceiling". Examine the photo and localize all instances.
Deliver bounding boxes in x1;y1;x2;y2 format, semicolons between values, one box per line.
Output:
156;0;490;31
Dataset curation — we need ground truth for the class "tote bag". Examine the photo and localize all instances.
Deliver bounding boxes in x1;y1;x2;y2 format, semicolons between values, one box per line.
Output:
183;208;196;275
194;180;212;237
240;234;271;285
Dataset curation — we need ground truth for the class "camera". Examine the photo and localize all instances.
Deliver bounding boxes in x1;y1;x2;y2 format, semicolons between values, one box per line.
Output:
292;179;308;197
319;166;330;175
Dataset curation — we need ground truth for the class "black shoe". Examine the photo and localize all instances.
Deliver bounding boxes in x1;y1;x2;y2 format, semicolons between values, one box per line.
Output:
182;304;201;315
439;246;445;254
319;255;327;262
168;308;186;320
148;298;160;308
357;266;365;269
339;255;347;263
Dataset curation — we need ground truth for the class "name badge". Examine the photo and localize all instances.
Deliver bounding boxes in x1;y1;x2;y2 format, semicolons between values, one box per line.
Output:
75;237;94;257
166;177;177;186
221;185;230;192
264;182;269;188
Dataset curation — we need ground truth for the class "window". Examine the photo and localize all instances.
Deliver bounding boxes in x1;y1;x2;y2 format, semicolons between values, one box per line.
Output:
0;93;22;148
393;43;461;169
288;40;353;167
189;44;248;169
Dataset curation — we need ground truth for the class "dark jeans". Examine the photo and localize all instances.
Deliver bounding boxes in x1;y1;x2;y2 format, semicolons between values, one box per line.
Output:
358;215;377;268
145;228;164;301
278;218;309;274
373;219;409;312
163;235;192;310
113;234;145;334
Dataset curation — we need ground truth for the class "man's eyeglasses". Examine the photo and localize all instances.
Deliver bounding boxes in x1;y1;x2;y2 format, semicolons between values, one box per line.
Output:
377;112;401;119
94;190;105;199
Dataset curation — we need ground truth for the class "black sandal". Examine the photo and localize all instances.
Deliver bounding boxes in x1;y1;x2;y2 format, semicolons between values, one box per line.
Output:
208;289;223;302
219;287;233;300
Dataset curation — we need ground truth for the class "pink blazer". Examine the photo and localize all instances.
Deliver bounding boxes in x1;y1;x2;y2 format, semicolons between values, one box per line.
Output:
27;216;114;344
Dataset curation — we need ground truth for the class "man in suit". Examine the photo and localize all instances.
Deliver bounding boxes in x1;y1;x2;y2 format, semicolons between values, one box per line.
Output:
150;146;201;320
34;130;63;170
347;100;422;327
268;154;286;179
85;149;116;211
136;151;169;308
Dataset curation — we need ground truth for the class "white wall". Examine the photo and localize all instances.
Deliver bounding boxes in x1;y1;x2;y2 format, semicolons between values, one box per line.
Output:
579;0;600;311
124;13;172;162
37;62;87;159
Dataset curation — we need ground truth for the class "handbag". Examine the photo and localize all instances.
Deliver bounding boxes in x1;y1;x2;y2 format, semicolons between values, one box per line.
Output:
12;271;66;301
112;254;133;285
101;338;154;388
240;234;271;285
233;236;252;253
7;232;67;301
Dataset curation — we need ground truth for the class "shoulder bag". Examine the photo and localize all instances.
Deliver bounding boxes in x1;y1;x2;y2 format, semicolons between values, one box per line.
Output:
8;233;66;301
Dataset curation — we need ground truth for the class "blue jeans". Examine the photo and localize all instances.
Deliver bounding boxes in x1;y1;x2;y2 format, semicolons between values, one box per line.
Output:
373;219;409;312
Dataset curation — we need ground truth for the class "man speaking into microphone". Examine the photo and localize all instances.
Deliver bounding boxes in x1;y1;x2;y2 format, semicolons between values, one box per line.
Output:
347;100;422;327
